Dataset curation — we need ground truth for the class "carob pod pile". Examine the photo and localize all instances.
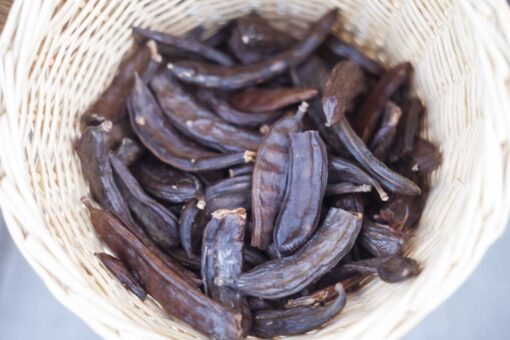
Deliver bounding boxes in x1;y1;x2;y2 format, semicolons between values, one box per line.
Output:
77;9;440;339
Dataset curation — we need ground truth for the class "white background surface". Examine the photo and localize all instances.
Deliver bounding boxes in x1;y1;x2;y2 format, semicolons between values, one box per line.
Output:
1;214;509;340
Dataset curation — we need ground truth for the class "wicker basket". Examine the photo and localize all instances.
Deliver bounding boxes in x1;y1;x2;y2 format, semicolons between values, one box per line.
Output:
1;0;509;339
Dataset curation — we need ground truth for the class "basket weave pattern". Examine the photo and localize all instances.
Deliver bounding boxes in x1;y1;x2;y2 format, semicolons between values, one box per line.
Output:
0;0;509;339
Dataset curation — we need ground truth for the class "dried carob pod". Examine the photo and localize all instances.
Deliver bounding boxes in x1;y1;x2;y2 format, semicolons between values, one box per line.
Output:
129;74;255;172
167;10;338;89
251;103;308;249
202;208;252;336
251;284;346;338
216;208;362;299
273;131;328;255
96;253;147;301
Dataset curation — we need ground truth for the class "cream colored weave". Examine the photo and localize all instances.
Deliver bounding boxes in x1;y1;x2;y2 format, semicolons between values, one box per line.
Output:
1;0;509;339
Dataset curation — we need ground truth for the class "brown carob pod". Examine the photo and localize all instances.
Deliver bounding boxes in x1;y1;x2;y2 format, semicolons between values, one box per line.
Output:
353;62;413;142
110;154;180;250
96;253;147;301
323;35;385;75
251;284;346;338
85;42;154;124
273;131;328;255
359;219;406;257
196;88;281;128
179;199;207;258
201;208;252;336
328;156;388;201
87;205;244;339
76;122;142;236
251;103;307;249
133;27;235;66
129;74;255;172
115;138;144;166
322;61;366;126
342;256;421;283
133;161;203;204
150;72;262;153
230;87;318;113
167;10;338;89
215;208;362;299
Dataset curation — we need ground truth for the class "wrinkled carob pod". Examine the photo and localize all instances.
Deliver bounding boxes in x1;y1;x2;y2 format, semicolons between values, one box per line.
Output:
133;161;203;204
179;199;207;258
216;208;362;299
150;72;262;153
196;89;281;128
251;284;346;338
110;154;180;250
202;208;251;336
129;74;255;171
353;62;413;142
322;61;366;126
87;205;244;339
251;103;307;249
205;175;252;215
273;131;328;255
84;41;159;125
342;256;421;283
76;122;142;237
96;252;147;300
167;9;338;89
133;27;235;66
230;87;318;113
228;13;295;64
359;219;406;257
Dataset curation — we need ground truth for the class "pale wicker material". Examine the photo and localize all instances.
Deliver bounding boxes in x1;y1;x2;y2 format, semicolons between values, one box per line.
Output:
0;0;509;338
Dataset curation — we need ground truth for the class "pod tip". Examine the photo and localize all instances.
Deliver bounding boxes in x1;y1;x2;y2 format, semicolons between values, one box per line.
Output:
196;199;206;210
244;151;256;163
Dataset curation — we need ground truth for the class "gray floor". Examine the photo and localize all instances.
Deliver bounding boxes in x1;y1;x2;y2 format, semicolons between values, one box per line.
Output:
0;216;509;340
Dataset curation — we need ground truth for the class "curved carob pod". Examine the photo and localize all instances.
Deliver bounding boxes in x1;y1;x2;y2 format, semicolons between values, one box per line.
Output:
342;256;421;283
204;175;252;215
377;194;425;230
325;182;372;196
132;27;235;66
96;252;147;301
167;9;338;89
129;74;255;172
370;101;402;161
85;202;200;287
76;122;143;237
150;72;262;153
230;87;318;113
273;131;328;255
215;208;362;299
323;35;385;75
251;103;308;249
322;61;366;126
328;193;365;214
251;284;346;338
228;14;295;64
353;62;413;142
359;219;406;257
115;138;144;166
195;88;281;128
201;208;251;336
110;154;180;250
84;41;157;124
133;161;203;204
404;137;442;175
328;156;388;201
389;98;424;162
285;276;363;307
86;205;244;339
229;163;254;177
323;96;421;195
179;199;207;258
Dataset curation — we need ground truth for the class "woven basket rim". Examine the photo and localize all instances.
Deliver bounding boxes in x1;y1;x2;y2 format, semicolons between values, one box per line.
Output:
1;0;509;339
